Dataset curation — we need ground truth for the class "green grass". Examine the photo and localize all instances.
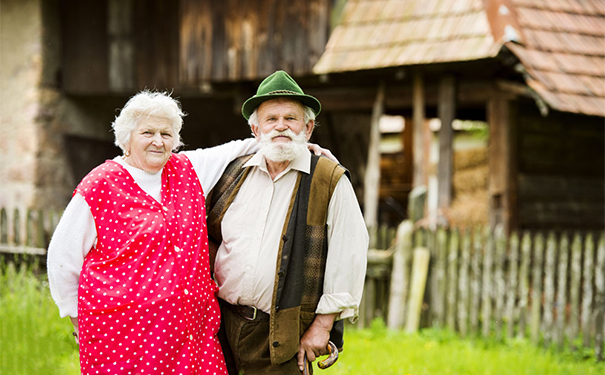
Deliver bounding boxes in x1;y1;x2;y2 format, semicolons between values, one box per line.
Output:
1;262;603;375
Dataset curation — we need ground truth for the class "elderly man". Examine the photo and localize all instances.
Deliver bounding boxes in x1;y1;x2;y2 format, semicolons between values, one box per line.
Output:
207;70;368;374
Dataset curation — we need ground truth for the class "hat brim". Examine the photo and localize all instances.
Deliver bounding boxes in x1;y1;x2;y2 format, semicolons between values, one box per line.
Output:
242;93;321;120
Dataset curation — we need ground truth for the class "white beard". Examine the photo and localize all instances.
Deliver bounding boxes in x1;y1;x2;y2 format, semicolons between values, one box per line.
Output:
258;128;308;163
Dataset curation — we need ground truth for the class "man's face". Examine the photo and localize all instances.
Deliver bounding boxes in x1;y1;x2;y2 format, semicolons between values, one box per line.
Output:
252;98;314;163
252;98;314;142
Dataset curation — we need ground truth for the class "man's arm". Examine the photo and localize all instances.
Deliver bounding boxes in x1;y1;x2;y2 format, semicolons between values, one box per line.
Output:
297;175;369;368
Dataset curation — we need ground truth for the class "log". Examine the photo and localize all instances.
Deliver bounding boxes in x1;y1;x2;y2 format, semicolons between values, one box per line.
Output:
555;233;570;349
531;232;545;344
518;231;532;338
505;232;520;338
581;233;595;348
542;232;557;345
387;221;414;330
405;247;431;333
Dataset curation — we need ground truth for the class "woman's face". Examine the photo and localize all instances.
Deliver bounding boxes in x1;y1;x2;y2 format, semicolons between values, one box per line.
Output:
125;116;175;173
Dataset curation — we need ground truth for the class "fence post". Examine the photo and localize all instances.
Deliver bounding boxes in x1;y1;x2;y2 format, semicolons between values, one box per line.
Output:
0;208;7;244
582;233;595;348
518;231;531;339
446;228;459;331
387;221;413;330
569;232;583;344
531;232;545;344
482;228;494;337
458;229;471;338
494;226;506;341
543;231;557;345
470;227;483;336
505;231;519;339
555;233;570;349
405;247;431;333
435;228;448;328
594;233;605;361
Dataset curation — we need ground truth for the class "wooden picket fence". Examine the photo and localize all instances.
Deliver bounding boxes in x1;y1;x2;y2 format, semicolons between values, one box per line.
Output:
360;222;605;360
0;207;62;256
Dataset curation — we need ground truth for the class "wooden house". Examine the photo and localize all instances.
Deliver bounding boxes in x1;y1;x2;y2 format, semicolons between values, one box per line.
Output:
1;0;603;235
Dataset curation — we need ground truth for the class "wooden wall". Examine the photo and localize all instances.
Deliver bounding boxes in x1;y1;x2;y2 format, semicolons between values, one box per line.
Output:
179;0;331;84
517;103;605;231
60;0;332;94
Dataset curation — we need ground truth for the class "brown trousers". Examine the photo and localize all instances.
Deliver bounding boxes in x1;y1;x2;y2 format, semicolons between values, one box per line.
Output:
218;300;307;375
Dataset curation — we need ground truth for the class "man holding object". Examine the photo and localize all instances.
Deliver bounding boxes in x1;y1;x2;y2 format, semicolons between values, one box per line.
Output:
207;70;368;374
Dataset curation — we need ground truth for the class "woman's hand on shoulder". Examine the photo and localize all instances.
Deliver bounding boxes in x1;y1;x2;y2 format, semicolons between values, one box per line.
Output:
308;144;339;164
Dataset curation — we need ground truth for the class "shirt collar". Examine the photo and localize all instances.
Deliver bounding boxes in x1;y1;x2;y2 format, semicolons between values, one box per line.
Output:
244;148;311;176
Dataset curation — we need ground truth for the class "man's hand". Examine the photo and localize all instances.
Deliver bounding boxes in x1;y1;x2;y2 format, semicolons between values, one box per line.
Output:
297;313;337;371
307;144;339;164
70;316;79;344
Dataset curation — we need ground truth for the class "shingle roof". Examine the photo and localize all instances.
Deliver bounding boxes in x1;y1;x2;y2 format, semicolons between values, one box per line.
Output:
314;0;605;117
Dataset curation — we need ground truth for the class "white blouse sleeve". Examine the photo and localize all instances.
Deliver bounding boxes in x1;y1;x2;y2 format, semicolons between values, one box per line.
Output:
47;193;97;318
181;138;259;197
316;175;369;322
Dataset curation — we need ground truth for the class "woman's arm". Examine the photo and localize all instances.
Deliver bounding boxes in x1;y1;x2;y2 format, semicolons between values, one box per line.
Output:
47;193;96;319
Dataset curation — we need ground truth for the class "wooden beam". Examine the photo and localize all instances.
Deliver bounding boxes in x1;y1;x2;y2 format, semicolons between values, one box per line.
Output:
412;73;426;188
437;76;456;221
108;0;135;92
487;97;517;233
364;81;385;244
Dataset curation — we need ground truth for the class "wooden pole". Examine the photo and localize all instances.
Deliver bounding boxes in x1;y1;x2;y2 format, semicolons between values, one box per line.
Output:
458;229;471;337
518;231;531;338
531;233;545;344
543;231;557;345
364;81;385;247
405;247;431;333
494;226;507;341
581;233;595;348
569;232;583;343
482;228;494;337
446;228;459;331
555;233;570;349
387;221;414;330
413;72;426;188
505;232;520;338
437;76;456;223
470;227;483;335
594;233;605;361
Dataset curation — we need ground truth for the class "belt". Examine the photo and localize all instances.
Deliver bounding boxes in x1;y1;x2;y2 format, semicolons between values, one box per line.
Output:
221;299;270;321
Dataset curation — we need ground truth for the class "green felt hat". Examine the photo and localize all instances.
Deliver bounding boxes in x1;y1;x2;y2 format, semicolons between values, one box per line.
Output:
242;70;321;120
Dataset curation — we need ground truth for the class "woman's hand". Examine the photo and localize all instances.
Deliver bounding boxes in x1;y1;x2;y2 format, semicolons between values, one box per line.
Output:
70;316;79;344
308;144;339;164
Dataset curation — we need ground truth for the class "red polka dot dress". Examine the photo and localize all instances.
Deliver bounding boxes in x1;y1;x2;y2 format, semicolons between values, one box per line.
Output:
75;154;227;375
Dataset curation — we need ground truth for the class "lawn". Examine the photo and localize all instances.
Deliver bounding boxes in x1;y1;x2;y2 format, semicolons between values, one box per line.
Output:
1;261;603;375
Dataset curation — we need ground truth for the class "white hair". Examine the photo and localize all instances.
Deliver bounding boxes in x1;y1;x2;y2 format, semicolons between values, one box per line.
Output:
247;101;316;129
112;90;185;153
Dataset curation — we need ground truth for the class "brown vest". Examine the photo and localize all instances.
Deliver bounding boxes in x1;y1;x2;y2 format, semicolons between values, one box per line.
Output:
206;152;348;364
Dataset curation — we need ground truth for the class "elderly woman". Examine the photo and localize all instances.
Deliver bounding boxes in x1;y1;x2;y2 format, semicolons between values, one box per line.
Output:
47;91;332;375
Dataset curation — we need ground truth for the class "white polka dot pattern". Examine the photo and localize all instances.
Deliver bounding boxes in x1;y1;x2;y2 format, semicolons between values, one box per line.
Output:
75;154;226;375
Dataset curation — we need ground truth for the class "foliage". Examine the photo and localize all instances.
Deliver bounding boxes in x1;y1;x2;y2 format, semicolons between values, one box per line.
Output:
1;266;603;375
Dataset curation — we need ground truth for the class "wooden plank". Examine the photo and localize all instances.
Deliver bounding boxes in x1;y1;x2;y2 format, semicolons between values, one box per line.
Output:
482;228;494;337
470;227;483;336
446;228;459;331
542;231;557;345
569;232;583;343
555;233;570;349
518;231;532;338
494;226;507;340
61;0;109;93
435;228;448;327
108;0;135;91
581;233;595;348
0;245;46;256
531;232;545;344
487;97;516;233
594;233;605;361
387;221;413;330
364;82;385;244
458;229;471;337
437;76;456;220
412;72;426;188
505;231;520;338
405;247;431;333
1;208;7;244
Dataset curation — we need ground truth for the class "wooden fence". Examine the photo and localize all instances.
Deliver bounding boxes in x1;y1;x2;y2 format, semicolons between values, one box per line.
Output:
0;207;62;256
360;221;605;360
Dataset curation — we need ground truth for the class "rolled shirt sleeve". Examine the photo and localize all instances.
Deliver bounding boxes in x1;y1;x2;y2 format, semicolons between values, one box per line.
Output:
316;175;369;322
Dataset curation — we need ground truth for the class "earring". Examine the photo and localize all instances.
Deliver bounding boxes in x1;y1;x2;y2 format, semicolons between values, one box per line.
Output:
124;150;131;157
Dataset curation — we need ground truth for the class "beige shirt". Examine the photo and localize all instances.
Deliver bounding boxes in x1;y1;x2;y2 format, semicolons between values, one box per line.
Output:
214;151;368;321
